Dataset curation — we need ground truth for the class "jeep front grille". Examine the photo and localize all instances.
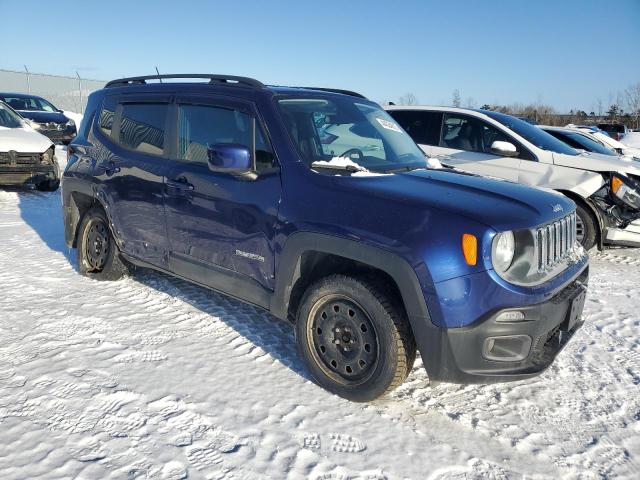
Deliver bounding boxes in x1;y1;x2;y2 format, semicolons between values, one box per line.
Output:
536;212;577;272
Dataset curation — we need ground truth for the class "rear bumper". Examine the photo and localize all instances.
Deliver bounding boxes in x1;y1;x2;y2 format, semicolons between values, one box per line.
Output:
0;165;57;186
418;265;589;384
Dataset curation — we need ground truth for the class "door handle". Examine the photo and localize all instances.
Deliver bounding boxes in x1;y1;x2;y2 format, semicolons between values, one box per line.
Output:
165;178;195;195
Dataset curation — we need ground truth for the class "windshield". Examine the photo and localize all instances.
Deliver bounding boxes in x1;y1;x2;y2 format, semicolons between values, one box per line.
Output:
0;95;58;112
565;131;616;155
0;102;24;128
484;110;578;156
277;96;427;173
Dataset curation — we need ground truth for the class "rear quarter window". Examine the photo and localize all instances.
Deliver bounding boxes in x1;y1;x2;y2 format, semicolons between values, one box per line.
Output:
389;110;443;146
98;96;117;137
118;103;168;156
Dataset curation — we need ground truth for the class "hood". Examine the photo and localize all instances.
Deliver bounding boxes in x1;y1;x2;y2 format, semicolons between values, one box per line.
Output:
16;110;68;124
338;168;574;232
0;127;53;153
552;151;640;176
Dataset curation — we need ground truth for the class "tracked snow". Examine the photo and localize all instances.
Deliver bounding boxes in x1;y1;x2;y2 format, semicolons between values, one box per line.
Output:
0;190;639;479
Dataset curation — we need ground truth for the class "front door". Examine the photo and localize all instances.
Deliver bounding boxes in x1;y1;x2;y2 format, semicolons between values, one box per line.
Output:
430;112;521;181
163;95;281;296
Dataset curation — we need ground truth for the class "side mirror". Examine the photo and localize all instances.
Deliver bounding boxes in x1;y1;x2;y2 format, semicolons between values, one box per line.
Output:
207;143;255;178
490;140;518;157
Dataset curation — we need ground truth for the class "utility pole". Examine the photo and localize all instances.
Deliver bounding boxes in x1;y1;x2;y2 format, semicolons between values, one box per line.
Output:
24;65;31;93
76;72;83;114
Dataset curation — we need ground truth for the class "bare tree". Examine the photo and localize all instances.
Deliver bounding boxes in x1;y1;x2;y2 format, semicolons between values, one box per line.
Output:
398;93;418;105
452;89;461;107
625;82;640;129
465;97;477;108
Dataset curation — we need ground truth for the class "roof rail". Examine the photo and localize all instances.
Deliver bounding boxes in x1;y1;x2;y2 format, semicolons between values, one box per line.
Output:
301;87;367;99
105;74;265;88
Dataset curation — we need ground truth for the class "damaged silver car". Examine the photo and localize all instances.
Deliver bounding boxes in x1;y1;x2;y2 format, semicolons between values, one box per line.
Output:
386;105;640;249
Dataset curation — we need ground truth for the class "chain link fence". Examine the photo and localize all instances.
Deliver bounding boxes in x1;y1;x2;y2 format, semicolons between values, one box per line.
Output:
0;69;106;114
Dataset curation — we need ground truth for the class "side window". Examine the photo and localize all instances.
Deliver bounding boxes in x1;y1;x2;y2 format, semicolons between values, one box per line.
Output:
98;96;117;137
177;104;276;171
118;103;168;156
389;110;442;146
441;113;534;160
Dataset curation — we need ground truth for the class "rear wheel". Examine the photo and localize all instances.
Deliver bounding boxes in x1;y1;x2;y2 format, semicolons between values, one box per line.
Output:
296;274;416;402
77;207;129;280
575;203;597;250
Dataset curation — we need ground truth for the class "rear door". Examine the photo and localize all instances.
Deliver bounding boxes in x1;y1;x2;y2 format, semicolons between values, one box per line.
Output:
429;112;522;181
93;94;171;267
163;95;281;294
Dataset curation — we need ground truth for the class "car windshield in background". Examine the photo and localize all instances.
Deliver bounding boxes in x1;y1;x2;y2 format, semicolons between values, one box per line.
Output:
0;95;58;112
0;102;24;128
277;96;427;173
565;131;617;155
484;110;579;156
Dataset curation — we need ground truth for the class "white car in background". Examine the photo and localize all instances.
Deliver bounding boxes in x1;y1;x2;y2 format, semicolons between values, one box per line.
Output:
570;125;640;159
386;105;640;250
540;125;639;162
0;101;60;191
621;131;640;149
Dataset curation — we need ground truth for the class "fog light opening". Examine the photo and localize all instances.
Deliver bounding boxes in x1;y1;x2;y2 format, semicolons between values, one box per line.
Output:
483;335;532;362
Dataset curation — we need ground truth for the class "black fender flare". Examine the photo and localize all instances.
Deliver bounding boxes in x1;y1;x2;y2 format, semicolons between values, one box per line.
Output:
270;231;433;338
62;179;111;248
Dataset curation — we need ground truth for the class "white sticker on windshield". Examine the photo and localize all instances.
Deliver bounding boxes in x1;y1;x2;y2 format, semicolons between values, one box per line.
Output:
376;117;402;133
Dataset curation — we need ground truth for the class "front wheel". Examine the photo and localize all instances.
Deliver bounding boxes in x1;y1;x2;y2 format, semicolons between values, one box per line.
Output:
36;178;60;191
77;207;129;280
575;203;598;250
296;275;416;402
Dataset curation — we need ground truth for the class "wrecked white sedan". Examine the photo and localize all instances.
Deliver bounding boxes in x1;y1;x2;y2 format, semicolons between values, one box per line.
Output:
0;101;60;191
386;105;640;249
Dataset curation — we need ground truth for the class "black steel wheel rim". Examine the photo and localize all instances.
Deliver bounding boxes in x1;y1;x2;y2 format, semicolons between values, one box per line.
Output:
308;295;379;384
84;219;110;272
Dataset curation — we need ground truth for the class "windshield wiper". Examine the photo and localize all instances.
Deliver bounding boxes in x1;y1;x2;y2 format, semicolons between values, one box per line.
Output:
311;161;369;173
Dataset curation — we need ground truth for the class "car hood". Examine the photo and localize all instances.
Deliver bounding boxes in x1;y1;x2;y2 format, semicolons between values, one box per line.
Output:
552;151;640;175
339;168;574;232
0;127;53;153
16;110;68;123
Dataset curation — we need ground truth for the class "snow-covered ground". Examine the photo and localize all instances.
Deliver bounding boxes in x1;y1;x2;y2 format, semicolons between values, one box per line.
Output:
0;189;639;480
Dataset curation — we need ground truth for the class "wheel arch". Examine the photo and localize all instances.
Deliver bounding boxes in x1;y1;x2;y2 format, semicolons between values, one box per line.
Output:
63;185;109;248
270;232;433;336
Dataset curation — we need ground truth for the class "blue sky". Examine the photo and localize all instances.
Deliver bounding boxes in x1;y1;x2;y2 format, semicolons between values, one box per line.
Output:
2;0;639;112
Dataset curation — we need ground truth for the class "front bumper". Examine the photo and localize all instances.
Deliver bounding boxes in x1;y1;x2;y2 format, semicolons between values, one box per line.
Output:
419;265;589;384
605;219;640;247
0;165;57;186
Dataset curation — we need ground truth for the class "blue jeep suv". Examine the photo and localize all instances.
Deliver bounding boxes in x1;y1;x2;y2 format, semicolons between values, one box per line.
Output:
62;74;589;401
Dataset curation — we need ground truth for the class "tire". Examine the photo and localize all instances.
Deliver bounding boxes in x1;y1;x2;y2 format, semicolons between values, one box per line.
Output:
575;203;598;250
36;178;60;192
77;207;129;281
295;274;416;402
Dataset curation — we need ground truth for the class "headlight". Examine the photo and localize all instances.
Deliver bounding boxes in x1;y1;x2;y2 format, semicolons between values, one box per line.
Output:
492;231;515;273
41;146;54;164
611;174;640;210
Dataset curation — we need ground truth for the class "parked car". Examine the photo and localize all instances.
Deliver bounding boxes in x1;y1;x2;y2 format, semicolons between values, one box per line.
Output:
387;106;640;250
621;131;640;149
597;123;629;141
0;92;77;144
540;126;622;157
63;74;589;402
0;101;60;190
570;125;640;159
